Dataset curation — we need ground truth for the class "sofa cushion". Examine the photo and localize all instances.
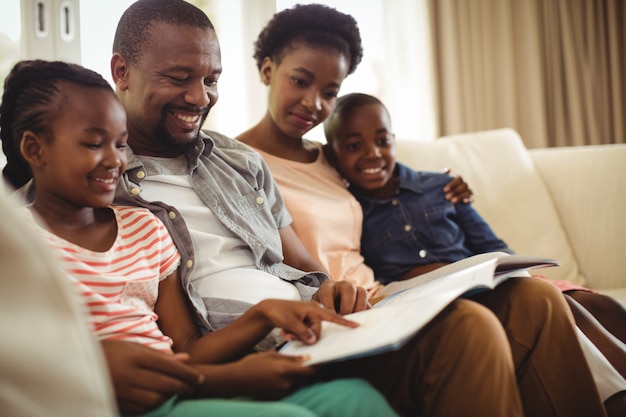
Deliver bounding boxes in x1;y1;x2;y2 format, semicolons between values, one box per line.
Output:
530;144;626;291
395;128;586;285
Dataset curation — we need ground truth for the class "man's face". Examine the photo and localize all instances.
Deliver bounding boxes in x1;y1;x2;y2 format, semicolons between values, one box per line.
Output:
116;22;222;157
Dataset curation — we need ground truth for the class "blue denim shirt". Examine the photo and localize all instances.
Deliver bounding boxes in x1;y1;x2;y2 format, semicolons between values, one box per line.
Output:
114;130;327;337
352;163;512;284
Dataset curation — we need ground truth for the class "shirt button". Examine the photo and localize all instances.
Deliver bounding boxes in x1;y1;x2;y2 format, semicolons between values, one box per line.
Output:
130;187;140;195
168;211;177;220
404;224;412;232
256;196;264;205
136;171;146;179
419;249;427;258
391;199;398;206
186;260;194;269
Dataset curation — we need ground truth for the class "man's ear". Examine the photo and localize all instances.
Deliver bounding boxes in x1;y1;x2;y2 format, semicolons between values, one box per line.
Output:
111;53;130;91
19;131;46;168
260;57;273;85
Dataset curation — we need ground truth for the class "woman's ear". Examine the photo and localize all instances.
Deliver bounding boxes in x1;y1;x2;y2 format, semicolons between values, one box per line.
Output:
260;57;273;85
19;131;46;168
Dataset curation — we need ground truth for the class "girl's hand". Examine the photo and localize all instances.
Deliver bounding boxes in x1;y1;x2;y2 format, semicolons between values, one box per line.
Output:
194;351;315;399
253;299;359;344
101;340;204;415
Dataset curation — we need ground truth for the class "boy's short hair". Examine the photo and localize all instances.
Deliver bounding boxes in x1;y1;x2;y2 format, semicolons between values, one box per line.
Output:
324;93;388;144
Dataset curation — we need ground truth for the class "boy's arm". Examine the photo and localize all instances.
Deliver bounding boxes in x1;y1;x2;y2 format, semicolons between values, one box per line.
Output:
454;202;513;254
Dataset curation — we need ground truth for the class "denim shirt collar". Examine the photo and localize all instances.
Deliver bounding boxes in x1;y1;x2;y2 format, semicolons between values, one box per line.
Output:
396;162;424;194
352;162;424;215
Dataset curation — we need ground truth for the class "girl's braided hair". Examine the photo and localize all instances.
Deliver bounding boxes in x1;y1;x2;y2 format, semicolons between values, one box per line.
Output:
0;60;113;189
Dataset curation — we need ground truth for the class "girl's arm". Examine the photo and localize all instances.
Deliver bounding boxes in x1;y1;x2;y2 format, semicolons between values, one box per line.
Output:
155;269;358;364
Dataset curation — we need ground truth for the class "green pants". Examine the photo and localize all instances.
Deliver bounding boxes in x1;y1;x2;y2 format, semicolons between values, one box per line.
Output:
125;378;398;417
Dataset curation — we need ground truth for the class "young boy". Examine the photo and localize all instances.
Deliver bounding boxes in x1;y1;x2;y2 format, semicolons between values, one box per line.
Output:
324;93;513;284
323;92;626;415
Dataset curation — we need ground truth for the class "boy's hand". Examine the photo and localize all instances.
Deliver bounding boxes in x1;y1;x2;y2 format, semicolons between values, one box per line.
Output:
101;340;204;415
442;169;473;204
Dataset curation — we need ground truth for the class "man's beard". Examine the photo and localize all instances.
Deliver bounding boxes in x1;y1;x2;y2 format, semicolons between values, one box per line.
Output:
154;110;209;154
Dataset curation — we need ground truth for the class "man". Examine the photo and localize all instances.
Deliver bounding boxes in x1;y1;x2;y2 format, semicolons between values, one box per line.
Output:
110;1;606;416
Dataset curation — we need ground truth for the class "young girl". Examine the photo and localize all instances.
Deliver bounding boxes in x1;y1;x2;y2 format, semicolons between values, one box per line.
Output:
323;92;626;416
0;59;400;417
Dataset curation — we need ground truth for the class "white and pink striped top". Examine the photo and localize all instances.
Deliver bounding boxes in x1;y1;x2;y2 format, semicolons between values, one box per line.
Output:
33;206;181;353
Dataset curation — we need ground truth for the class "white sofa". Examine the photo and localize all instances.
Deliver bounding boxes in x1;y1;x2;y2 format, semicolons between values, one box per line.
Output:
395;128;626;306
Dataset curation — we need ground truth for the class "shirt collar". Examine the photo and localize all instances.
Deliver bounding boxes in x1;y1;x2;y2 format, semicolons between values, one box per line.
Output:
125;131;215;179
396;162;424;194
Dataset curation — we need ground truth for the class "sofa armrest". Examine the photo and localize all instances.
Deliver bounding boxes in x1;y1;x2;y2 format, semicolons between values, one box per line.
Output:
530;144;626;291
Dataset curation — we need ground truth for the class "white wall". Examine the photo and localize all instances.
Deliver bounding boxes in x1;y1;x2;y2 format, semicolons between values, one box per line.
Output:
1;0;437;147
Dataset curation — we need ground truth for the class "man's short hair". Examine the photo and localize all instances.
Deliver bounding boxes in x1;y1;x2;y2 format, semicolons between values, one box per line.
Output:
112;0;214;66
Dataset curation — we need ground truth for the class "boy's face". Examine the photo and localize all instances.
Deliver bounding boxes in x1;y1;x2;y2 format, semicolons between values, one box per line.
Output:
328;103;396;197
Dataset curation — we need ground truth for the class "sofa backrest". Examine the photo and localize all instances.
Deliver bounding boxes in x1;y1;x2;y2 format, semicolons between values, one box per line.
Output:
395;128;586;285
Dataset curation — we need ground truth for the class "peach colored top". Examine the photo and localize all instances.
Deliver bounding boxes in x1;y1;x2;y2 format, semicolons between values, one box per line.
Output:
252;141;381;294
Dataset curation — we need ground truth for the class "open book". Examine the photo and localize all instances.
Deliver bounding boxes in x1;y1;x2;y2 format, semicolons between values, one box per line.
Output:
279;252;559;365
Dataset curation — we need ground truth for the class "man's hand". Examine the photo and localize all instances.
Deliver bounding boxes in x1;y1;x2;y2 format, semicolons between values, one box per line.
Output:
101;340;204;415
442;169;473;204
312;280;369;315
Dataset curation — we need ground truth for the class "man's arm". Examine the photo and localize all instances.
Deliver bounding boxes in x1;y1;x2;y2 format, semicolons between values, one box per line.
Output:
278;225;369;314
279;225;328;274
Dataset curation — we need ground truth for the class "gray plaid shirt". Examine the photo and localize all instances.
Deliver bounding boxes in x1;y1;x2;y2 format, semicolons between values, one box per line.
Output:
114;130;327;344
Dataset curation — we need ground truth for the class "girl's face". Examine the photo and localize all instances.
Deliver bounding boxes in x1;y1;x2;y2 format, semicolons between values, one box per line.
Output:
35;83;128;209
328;103;397;197
262;43;350;140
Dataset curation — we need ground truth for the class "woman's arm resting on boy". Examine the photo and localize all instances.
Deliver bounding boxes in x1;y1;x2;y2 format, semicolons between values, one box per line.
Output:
443;172;473;203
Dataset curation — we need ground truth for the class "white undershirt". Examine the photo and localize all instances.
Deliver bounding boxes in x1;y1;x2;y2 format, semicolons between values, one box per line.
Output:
137;162;301;305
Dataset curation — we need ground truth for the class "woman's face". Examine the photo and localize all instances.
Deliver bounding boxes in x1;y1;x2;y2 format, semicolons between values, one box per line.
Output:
261;44;350;140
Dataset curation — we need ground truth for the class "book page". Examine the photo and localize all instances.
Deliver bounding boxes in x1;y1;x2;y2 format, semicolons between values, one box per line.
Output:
379;252;507;297
280;291;456;365
279;252;560;366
